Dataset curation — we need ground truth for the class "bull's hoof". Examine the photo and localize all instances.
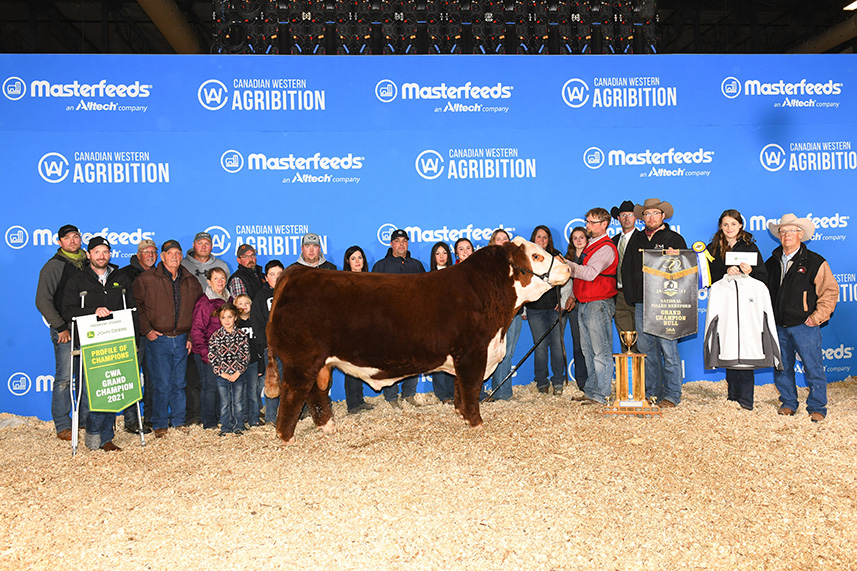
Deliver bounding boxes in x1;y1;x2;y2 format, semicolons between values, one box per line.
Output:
264;386;280;399
319;419;336;435
277;432;296;445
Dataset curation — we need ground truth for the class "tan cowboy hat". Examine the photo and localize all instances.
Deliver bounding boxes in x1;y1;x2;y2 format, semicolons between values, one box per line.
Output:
768;213;815;242
633;198;674;220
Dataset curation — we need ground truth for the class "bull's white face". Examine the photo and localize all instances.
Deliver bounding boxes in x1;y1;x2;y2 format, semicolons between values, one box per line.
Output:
511;236;571;306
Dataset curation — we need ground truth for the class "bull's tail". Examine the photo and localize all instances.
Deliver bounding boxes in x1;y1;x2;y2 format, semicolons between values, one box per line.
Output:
264;348;281;399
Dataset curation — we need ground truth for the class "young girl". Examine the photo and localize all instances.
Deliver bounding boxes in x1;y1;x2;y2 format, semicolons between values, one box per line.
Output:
235;294;262;427
208;303;250;436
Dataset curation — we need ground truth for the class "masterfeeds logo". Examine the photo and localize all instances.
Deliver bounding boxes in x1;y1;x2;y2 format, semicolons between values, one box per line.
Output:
747;213;849;240
399;81;513;101
8;372;32;397
376;222;515;246
221;150;244;173
5;226;29;249
760;141;857;173
3;77;26;101
205;225;232;257
39;152;69;183
199;79;229;111
375;79;398;103
377;223;398;245
721;77;741;99
29;227;156;248
587;146;714;168
28;79;151;98
723;76;844;108
583;147;605;169
246;152;363;171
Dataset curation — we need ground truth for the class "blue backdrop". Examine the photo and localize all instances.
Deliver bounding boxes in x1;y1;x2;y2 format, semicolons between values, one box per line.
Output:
2;54;854;419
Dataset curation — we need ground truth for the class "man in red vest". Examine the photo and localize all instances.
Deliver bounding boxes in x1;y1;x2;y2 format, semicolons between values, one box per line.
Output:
564;208;618;405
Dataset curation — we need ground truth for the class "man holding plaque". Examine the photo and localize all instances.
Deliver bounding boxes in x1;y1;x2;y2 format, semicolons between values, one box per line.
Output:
62;237;136;451
622;198;687;408
765;214;838;422
565;207;618;405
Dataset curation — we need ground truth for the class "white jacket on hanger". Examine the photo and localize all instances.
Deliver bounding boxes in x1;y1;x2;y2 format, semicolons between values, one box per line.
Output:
703;275;783;370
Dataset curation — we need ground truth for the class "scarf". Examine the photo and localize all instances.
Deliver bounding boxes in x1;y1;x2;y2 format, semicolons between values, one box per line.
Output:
57;247;87;271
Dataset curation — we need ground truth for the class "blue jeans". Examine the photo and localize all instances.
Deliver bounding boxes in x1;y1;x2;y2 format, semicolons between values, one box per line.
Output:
432;372;455;402
194;354;220;429
262;348;282;424
566;306;588;391
383;376;418;401
217;371;246;433
146;334;189;430
579;298;615;404
635;304;682;404
243;362;262;426
774;324;828;416
85;411;116;449
527;308;566;390
489;313;523;400
50;327;88;432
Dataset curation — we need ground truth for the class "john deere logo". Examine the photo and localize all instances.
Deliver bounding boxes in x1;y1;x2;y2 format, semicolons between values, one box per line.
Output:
87;331;95;339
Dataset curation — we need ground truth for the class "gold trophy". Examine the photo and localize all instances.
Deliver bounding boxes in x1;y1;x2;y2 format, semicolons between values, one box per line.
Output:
620;330;637;354
603;331;661;417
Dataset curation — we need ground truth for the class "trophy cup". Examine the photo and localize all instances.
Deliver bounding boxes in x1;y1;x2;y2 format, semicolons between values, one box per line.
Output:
620;330;637;354
603;331;661;417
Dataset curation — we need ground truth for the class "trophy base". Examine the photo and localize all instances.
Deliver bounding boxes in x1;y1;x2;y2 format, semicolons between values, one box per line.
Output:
602;401;662;418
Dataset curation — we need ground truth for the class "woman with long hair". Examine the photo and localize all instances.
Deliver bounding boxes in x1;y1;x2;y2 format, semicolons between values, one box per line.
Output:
429;241;456;403
341;246;375;414
485;229;521;401
454;237;474;263
705;209;767;410
563;226;589;391
524;225;567;395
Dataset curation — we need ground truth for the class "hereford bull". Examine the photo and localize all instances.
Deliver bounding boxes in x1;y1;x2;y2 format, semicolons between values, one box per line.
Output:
264;236;570;443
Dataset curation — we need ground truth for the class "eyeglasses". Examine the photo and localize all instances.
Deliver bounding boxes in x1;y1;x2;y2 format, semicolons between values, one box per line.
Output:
778;229;802;236
585;219;607;225
239;252;257;258
642;211;663;218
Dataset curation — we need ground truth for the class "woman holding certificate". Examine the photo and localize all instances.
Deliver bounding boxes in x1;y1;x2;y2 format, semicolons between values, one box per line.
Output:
704;209;770;410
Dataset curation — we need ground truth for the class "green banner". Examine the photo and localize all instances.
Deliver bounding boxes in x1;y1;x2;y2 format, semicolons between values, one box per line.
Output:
76;310;142;413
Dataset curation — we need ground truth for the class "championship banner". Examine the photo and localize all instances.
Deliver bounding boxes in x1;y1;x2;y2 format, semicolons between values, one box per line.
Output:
642;250;699;340
75;309;142;413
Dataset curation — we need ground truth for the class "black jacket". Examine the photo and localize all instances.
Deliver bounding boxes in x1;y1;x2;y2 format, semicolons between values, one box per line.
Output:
228;264;266;300
622;223;687;305
371;249;426;274
765;243;829;327
62;265;137;341
705;238;767;284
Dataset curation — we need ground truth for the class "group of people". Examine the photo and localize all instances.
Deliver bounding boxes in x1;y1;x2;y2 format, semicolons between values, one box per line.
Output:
35;200;838;450
558;198;837;424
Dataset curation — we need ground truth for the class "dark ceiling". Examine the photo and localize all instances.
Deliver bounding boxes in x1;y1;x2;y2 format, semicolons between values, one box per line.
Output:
1;0;856;55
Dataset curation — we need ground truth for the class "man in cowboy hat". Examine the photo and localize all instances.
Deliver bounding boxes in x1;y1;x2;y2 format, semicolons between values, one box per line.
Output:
765;214;838;422
621;198;687;408
611;200;642;351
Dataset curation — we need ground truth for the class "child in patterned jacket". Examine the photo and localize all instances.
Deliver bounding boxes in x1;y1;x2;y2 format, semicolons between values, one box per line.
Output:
208;303;250;436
